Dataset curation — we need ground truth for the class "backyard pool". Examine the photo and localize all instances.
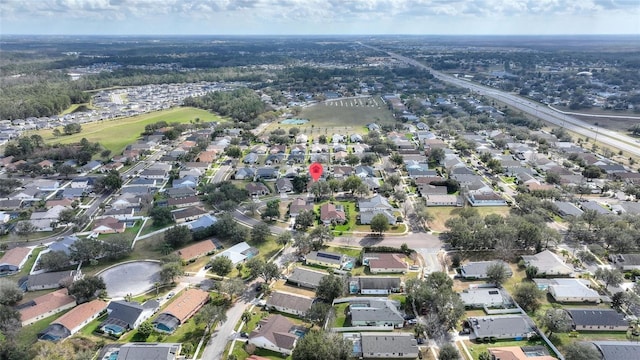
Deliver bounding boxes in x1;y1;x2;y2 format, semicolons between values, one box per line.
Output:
281;118;309;125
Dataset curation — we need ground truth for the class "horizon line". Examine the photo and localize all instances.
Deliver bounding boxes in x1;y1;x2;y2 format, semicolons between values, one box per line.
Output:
2;33;639;37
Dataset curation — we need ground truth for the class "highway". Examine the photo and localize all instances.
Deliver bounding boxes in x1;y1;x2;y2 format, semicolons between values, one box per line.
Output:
360;43;640;158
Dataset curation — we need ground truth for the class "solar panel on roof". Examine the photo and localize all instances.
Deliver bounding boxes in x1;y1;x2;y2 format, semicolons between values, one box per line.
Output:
317;252;341;261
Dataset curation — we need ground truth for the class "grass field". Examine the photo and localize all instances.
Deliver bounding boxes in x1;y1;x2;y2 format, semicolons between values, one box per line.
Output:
267;96;396;136
427;206;512;232
36;107;224;155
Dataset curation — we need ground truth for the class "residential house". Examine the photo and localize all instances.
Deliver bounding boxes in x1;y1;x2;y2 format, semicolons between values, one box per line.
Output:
165;187;196;199
537;278;601;303
349;298;404;327
101;207;136;220
196;151;217;163
466;191;507;206
286;267;327;289
0;247;32;274
30;179;60;191
425;194;462;207
295;134;308;144
248;315;299;355
234;167;256;180
363;253;407;274
275;178;293;193
567;309;628;331
255;167;279;180
39;299;108;341
153;288;209;333
22;270;81;292
467;315;535;340
29;205;69;231
93;217;126;234
61;188;85;199
48;235;79;255
265;153;286;165
184;214;218;233
213;241;258;265
333;166;354;178
70;177;91;189
175;239;217;262
305;250;347;269
350;134;363;143
270;144;287;154
459;287;509;309
173;176;198;189
100;300;160;336
352;277;401;295
320;203;346;225
487;346;555;360
167;196;201;208
289;198;314;217
82;160;102;172
113;343;183;360
0;199;23;210
10;187;41;201
521;250;573;277
554;201;584;218
609;253;640;271
243;152;259;164
590;341;640;360
171;206;208;224
460;261;513;280
287;153;305;164
359;333;419;359
18;288;76;326
246;182;270;197
266;291;314;317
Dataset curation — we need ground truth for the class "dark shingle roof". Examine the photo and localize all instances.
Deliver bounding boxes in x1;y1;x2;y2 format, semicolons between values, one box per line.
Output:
567;309;628;328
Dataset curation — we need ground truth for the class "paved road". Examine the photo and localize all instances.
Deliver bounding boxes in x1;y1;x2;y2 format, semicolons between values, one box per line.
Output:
199;279;259;360
359;43;640;157
329;230;442;249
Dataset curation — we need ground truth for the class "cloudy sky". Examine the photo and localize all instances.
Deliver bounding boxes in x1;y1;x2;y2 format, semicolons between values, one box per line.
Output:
1;0;638;35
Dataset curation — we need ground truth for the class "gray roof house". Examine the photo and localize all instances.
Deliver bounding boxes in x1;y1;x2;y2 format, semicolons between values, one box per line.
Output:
567;309;628;331
275;178;293;193
521;250;573;277
459;287;509;309
591;341;640;360
115;343;182;360
460;261;513;280
100;300;159;335
609;253;640;271
234;167;256;180
286;267;327;289
349;299;404;327
358;194;392;212
467;315;535;340
352;277;402;295
359;333;419;359
554;201;584;218
255;167;279;180
266;291;314;317
22;270;81;292
360;210;397;225
243;152;259;164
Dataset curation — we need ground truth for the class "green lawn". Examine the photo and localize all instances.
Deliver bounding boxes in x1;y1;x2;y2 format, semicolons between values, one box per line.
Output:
323;245;362;258
17;309;71;347
230;341;291;360
333;303;350;327
7;246;44;280
36;107;224;154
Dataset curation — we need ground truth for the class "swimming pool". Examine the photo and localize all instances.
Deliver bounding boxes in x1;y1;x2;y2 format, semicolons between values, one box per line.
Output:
281;118;309;125
292;329;306;337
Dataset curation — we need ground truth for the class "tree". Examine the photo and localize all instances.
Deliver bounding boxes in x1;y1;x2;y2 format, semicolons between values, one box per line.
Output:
305;302;331;326
525;265;539;280
164;225;192;249
308;225;333;250
292;175;309;193
208;256;233;277
390;153;404;166
310;180;331;200
137;321;154;340
246;201;260;216
342;175;363;194
513;282;543;313
57;208;76;224
0;304;21;340
225;146;242;158
63;123;82;135
103;236;132;260
15;221;36;240
595;267;624;288
100;149;112;159
295;209;316;231
582;165;603;180
194;303;227;333
0;279;23;306
70;237;103;263
370;213;390;235
386;174;402;188
251;222;271;243
39;251;70;271
316;274;344;302
58;164;76;179
276;231;292;246
345;153;360;166
261;199;280;221
429;148;446;165
485;262;509;287
354;183;370;197
563;342;602;360
68;276;106;303
159;262;184;284
149;206;174;227
245;258;280;283
438;344;461;360
33;340;76;360
540;308;572;337
95;170;123;191
219;278;244;300
292;330;352;360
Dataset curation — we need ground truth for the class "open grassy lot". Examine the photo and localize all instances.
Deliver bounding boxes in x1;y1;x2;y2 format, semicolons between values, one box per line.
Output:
230;341;291;360
267;96;396;136
427;206;512;232
37;107;223;154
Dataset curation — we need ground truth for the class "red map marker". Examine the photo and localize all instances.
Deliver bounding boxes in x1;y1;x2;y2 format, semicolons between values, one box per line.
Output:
309;162;323;182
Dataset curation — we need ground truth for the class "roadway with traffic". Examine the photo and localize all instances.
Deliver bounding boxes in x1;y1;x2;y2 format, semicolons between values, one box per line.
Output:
359;43;640;158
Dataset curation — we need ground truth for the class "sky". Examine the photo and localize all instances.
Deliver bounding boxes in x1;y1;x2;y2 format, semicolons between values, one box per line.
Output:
1;0;639;36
